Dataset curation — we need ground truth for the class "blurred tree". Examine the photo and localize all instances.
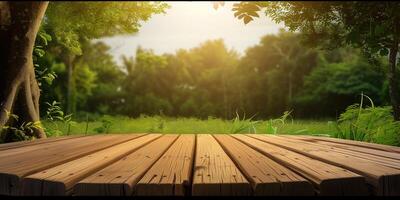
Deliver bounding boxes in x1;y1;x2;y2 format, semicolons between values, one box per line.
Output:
236;30;318;117
122;48;172;117
120;40;240;119
42;1;169;114
295;50;387;118
230;1;400;120
82;42;125;115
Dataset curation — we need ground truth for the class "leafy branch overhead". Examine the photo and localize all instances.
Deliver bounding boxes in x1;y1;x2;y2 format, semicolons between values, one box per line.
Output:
231;2;267;25
44;2;170;56
213;1;266;25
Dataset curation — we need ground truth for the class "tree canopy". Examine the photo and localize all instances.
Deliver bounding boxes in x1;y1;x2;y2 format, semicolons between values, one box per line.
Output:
44;2;169;55
228;1;400;120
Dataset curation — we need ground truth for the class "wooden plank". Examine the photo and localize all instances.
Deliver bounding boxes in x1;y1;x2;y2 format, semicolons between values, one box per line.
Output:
231;135;368;196
282;135;400;161
247;134;400;195
73;134;179;196
0;135;86;151
136;135;195;196
0;135;105;158
192;134;251;196
20;134;161;196
275;136;400;170
213;135;314;196
0;134;144;195
288;135;400;154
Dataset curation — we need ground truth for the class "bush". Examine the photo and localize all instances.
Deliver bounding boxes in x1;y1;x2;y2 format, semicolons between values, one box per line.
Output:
334;98;400;146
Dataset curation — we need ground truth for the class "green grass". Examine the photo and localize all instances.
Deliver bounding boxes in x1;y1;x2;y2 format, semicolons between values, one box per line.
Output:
42;115;336;137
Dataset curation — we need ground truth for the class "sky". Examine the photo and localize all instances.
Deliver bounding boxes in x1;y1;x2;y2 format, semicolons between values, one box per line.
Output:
96;1;284;65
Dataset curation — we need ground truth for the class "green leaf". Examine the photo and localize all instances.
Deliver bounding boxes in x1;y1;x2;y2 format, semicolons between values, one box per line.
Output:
247;11;259;18
243;15;253;25
234;11;242;18
55;116;64;121
34;48;45;57
243;3;261;12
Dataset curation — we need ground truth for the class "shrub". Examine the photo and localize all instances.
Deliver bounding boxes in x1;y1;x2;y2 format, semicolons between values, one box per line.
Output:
334;94;400;146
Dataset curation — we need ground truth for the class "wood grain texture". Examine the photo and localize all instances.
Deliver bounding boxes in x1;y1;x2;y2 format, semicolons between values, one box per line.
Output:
233;135;368;196
285;135;400;159
247;134;400;196
192;134;251;196
136;135;195;196
287;135;400;154
20;134;161;196
0;134;144;195
277;136;400;169
213;135;314;196
0;135;101;158
0;134;398;196
73;134;179;196
0;135;85;151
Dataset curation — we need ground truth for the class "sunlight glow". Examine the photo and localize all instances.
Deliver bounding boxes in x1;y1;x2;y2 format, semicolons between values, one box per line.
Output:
97;1;284;65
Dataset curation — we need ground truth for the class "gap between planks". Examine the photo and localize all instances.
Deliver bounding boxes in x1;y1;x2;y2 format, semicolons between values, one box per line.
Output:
20;134;161;196
246;134;400;196
0;134;147;195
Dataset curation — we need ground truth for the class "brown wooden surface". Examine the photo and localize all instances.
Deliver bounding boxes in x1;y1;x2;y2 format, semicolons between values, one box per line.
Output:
288;135;400;154
0;134;399;196
214;135;314;196
136;135;195;196
192;134;251;196
247;134;400;196
0;135;85;151
278;136;400;169
74;135;178;196
233;135;368;196
0;134;144;195
0;135;97;158
286;135;400;160
21;134;161;196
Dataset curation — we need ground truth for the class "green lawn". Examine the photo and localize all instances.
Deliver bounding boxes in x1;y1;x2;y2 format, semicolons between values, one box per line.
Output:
42;115;336;137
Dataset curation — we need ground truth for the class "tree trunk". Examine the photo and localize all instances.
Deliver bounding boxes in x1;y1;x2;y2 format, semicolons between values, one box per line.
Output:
287;71;293;108
0;2;48;140
66;53;75;114
388;43;400;121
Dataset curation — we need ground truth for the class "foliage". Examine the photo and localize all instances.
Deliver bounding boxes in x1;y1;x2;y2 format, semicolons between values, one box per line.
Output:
229;112;260;134
234;30;319;117
45;101;76;136
294;50;387;117
43;2;169;55
93;118;113;134
40;112;400;146
231;2;400;55
119;40;240;119
230;1;400;121
147;115;166;133
34;29;57;88
36;1;170;116
334;94;400;145
266;110;294;134
40;115;338;140
38;31;391;120
1;109;43;142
